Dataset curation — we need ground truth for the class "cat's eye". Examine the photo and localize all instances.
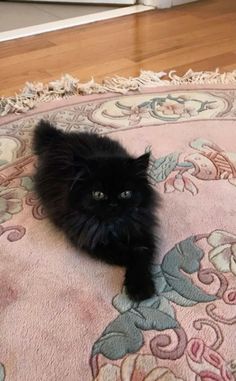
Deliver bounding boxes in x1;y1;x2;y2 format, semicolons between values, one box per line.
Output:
119;190;132;199
92;191;106;200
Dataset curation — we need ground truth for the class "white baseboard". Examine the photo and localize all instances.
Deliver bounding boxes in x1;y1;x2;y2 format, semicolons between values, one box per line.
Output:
0;4;153;43
140;0;171;7
172;0;197;5
140;0;197;7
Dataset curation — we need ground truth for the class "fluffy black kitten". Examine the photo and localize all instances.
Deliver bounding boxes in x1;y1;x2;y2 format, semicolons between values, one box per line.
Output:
33;120;161;301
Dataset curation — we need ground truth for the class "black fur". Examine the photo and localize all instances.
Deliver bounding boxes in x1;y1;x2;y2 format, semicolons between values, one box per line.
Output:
33;120;161;300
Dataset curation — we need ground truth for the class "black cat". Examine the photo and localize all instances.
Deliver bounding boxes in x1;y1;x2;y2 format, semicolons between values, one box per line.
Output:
33;120;161;300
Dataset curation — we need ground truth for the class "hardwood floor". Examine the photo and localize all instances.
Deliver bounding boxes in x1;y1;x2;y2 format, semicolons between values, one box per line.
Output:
0;0;236;96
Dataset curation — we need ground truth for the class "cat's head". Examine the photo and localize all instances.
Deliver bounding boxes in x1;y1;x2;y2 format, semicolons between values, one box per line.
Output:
68;152;153;220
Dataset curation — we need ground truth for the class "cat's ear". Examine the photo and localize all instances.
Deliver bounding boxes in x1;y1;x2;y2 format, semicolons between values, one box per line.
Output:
133;152;150;173
33;120;64;155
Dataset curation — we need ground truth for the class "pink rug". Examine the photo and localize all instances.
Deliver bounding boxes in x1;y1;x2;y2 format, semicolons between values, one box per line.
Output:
1;73;236;381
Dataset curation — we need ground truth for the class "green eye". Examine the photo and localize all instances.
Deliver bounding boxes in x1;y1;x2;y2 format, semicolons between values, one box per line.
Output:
119;190;132;199
92;191;106;200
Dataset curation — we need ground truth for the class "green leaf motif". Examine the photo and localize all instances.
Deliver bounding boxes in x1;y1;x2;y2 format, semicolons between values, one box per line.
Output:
138;101;152;108
93;236;216;361
161;237;216;303
112;290;134;313
0;364;5;381
163;290;198;307
134;306;178;331
92;312;143;359
153;265;171;293
21;176;34;191
92;303;178;360
148;152;179;183
156;296;176;319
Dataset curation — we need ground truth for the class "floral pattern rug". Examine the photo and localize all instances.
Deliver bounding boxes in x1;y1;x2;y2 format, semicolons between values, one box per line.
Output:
0;85;236;381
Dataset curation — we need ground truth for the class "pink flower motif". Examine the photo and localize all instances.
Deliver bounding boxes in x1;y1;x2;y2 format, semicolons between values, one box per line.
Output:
223;289;236;305
164;175;198;195
186;339;234;381
122;106;148;126
164;177;175;193
157;102;185;116
174;175;185;192
198;370;226;381
157;100;199;118
183;176;198;195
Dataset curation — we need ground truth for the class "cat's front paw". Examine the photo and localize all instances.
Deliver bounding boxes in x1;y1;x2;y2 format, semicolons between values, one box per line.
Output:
125;276;155;301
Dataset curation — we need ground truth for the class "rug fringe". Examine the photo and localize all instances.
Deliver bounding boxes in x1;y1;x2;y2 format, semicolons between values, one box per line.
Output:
1;69;236;116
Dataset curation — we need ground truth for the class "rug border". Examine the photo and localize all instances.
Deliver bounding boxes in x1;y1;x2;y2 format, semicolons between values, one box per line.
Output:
1;69;236;119
1;83;236;126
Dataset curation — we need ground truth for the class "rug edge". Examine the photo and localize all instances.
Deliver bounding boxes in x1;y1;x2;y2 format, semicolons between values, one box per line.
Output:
1;68;236;117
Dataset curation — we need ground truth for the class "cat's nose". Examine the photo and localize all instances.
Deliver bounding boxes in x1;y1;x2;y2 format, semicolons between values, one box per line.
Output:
109;203;118;208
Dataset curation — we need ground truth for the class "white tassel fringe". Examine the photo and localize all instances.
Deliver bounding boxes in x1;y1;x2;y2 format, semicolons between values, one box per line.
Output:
1;69;236;117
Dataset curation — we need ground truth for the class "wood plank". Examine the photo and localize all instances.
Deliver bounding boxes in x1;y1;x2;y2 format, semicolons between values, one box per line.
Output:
0;0;235;96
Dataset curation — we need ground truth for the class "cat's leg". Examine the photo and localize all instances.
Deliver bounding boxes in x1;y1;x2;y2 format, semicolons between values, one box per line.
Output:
124;245;156;301
88;243;129;267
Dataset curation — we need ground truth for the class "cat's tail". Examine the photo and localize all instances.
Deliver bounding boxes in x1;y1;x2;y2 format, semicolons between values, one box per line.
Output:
33;120;64;155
